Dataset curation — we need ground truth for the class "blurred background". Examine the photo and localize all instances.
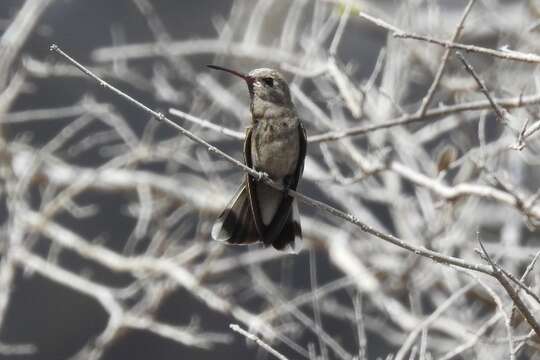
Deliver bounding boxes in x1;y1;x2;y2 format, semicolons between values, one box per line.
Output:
1;0;540;359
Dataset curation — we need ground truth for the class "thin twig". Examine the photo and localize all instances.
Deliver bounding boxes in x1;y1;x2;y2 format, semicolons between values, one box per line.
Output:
455;52;507;122
438;313;501;360
309;248;328;360
0;0;55;88
510;249;540;336
230;324;289;360
477;239;540;338
394;282;475;360
169;108;244;140
308;92;540;143
323;6;540;64
464;267;516;360
417;0;476;117
353;294;367;360
394;32;540;64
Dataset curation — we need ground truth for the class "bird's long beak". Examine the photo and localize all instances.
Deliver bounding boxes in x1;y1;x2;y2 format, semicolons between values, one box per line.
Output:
207;65;255;87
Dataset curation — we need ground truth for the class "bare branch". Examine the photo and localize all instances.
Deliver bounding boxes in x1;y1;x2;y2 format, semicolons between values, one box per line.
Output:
477;239;540;338
230;324;289;360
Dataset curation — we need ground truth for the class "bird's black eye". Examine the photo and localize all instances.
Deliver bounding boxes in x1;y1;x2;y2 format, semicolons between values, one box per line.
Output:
262;77;274;87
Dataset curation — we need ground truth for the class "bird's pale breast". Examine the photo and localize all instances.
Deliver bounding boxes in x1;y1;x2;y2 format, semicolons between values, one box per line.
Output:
251;117;300;180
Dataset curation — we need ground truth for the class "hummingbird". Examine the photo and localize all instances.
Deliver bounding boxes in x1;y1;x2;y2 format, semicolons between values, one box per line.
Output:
208;65;307;252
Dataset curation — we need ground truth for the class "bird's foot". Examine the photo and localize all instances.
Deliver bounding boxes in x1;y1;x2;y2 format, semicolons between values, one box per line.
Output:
257;171;270;182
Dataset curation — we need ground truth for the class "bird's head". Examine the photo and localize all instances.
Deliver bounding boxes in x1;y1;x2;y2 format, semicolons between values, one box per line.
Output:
207;65;292;107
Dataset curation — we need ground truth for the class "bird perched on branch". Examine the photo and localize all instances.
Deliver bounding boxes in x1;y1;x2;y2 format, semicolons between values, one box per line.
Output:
208;65;306;252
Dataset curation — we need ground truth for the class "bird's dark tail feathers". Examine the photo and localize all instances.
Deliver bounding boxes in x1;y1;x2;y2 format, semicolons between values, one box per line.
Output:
211;183;258;245
211;183;302;252
270;200;302;252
